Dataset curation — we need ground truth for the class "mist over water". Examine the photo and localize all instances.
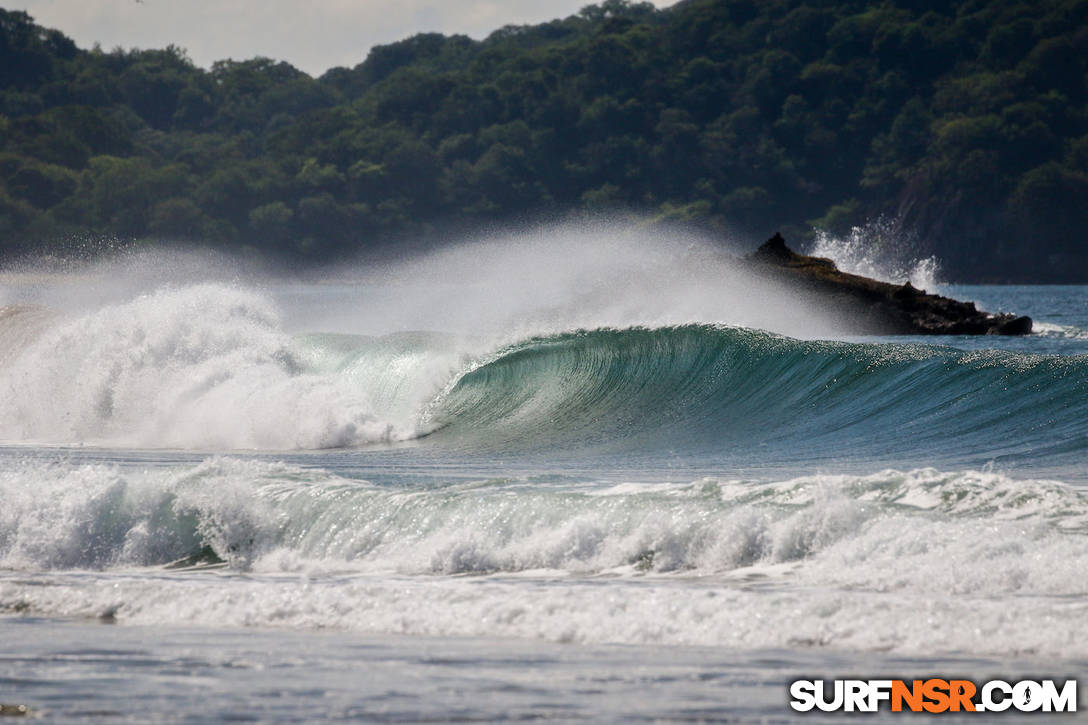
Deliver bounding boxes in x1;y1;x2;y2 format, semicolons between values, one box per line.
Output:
282;223;850;338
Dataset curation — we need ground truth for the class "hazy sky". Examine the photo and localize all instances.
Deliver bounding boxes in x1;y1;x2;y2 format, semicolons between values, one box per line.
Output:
13;0;680;77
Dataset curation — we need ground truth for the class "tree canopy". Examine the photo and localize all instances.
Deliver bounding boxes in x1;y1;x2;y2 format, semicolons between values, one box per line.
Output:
1;0;1086;280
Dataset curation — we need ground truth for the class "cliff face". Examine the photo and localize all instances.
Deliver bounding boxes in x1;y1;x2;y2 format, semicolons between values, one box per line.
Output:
746;234;1033;335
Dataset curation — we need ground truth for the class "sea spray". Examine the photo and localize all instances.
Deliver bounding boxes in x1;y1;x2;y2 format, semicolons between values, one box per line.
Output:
810;218;941;291
4;224;855;338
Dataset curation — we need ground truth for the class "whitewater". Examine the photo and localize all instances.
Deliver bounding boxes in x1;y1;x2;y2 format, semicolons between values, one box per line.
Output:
2;226;1086;721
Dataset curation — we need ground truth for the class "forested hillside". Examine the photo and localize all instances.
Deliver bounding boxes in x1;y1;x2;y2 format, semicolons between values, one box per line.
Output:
1;0;1086;280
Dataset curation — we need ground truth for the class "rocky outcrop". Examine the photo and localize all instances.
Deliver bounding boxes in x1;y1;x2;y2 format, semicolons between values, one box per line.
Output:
745;233;1033;335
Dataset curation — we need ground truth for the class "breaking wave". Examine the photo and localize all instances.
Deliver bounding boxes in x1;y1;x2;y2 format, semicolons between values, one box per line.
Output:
1;285;1085;472
2;456;1086;578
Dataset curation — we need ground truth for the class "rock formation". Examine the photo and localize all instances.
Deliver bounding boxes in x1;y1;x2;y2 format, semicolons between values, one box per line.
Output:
746;233;1033;335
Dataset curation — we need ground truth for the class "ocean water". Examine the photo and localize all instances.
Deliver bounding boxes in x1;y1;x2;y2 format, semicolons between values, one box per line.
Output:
1;230;1086;721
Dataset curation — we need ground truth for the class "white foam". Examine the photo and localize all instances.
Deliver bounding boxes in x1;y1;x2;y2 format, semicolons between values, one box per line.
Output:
3;456;1088;659
4;458;1087;574
4;564;1087;660
0;285;410;449
1034;321;1088;340
0;457;325;569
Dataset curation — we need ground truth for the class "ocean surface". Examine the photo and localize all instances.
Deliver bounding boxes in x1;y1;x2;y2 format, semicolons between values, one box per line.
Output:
1;231;1086;721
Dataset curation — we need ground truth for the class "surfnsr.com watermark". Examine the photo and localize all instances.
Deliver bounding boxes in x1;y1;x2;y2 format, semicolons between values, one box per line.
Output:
790;679;1078;713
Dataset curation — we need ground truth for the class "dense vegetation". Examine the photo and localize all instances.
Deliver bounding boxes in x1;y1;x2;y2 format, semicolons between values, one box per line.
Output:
1;0;1086;280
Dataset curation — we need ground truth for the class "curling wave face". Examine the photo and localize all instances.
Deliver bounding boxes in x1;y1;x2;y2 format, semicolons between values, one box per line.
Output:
427;325;1088;469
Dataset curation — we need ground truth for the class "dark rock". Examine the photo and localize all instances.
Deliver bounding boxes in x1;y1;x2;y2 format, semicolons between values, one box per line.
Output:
892;282;920;300
997;315;1033;335
749;232;792;263
745;233;1033;335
